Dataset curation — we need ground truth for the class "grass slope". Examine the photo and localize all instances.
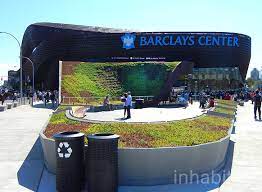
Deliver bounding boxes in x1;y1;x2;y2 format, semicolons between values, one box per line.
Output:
82;115;231;148
45;100;234;148
214;99;237;115
62;62;180;103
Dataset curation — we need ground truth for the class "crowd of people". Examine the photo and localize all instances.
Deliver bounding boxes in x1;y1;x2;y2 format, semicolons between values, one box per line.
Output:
34;90;59;107
169;88;262;120
0;88;59;108
101;88;261;120
2;85;261;120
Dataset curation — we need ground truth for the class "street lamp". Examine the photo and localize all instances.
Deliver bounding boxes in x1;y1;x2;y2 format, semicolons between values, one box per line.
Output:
194;80;198;100
0;32;22;103
21;56;34;106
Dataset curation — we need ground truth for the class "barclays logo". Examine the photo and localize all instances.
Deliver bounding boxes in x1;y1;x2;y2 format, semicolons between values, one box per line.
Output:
121;33;136;50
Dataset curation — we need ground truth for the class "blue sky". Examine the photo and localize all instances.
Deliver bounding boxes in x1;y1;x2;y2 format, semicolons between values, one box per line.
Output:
0;0;261;83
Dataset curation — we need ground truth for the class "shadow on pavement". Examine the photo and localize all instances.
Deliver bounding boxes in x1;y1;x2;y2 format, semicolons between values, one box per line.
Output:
115;117;127;121
17;137;44;191
231;125;236;134
33;102;58;110
218;140;235;186
37;140;236;192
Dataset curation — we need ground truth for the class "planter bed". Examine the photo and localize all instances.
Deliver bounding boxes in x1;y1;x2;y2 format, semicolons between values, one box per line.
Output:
40;118;234;185
40;99;236;185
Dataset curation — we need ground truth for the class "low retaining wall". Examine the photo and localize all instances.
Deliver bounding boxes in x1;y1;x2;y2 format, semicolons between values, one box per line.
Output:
118;136;230;185
0;105;7;112
40;118;234;186
87;104;124;112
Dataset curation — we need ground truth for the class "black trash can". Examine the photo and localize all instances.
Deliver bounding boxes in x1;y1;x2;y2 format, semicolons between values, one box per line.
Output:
53;131;85;192
135;98;144;109
87;133;120;192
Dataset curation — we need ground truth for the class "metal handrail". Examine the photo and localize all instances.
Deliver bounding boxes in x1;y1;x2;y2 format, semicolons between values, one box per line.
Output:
61;95;155;105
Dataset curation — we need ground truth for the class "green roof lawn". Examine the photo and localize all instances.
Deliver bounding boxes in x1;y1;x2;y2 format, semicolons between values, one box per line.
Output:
46;100;234;148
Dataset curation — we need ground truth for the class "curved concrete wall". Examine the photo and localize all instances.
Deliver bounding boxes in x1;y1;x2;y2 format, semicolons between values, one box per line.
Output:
40;118;234;185
118;137;230;185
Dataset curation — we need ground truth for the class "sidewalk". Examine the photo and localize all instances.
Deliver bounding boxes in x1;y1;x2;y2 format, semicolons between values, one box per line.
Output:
218;101;262;191
0;104;53;192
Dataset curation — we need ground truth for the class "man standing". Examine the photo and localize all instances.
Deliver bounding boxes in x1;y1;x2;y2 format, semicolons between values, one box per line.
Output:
126;91;132;119
253;90;261;120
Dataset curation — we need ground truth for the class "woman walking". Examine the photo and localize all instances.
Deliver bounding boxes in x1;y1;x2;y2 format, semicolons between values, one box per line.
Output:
121;93;128;118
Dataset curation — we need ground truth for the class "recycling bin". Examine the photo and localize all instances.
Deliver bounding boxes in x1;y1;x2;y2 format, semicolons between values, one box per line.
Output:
53;131;85;192
87;133;120;192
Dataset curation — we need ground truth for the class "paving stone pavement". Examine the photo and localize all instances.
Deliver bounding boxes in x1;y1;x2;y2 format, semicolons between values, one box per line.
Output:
218;101;262;192
0;103;53;192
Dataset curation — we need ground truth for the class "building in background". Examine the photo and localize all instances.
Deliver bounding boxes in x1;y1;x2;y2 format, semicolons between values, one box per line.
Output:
251;68;260;80
3;80;8;87
7;70;19;90
191;67;243;91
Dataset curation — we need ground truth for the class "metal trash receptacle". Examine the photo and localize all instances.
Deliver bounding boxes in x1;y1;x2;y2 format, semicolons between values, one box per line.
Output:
87;133;119;192
53;131;85;192
135;99;144;109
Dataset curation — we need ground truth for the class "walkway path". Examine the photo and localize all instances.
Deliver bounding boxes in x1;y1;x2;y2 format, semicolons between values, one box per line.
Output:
218;101;262;191
0;104;53;192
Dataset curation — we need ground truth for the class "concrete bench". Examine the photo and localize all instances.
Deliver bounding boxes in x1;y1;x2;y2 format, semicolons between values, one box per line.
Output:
87;104;124;112
6;103;13;109
239;101;244;106
0;105;7;112
13;102;18;108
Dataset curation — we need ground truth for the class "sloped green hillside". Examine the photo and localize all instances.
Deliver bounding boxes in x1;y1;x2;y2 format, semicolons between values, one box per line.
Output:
62;62;179;102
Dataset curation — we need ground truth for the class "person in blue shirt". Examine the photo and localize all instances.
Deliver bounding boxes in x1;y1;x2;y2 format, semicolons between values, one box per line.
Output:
126;91;132;119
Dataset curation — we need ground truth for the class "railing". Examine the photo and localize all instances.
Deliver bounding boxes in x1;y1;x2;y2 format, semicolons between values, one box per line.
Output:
61;96;155;105
17;97;31;105
2;97;30;105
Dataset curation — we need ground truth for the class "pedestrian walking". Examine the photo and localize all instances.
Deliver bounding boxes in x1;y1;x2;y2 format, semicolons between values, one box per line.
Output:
54;90;59;105
50;91;56;108
199;93;207;109
121;93;128;118
253;90;261;120
189;91;193;104
126;91;132;119
44;91;50;106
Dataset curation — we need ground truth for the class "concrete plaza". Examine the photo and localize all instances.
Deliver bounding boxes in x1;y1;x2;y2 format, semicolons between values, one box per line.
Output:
0;103;53;192
84;102;204;123
0;101;261;191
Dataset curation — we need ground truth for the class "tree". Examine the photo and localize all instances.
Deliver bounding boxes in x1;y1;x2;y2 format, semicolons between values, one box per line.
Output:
246;77;255;89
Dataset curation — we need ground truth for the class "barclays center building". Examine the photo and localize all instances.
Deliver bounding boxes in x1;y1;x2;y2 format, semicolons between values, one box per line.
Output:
21;22;251;91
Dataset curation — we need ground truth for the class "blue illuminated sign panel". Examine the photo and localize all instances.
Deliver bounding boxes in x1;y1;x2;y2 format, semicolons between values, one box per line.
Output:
121;33;239;50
